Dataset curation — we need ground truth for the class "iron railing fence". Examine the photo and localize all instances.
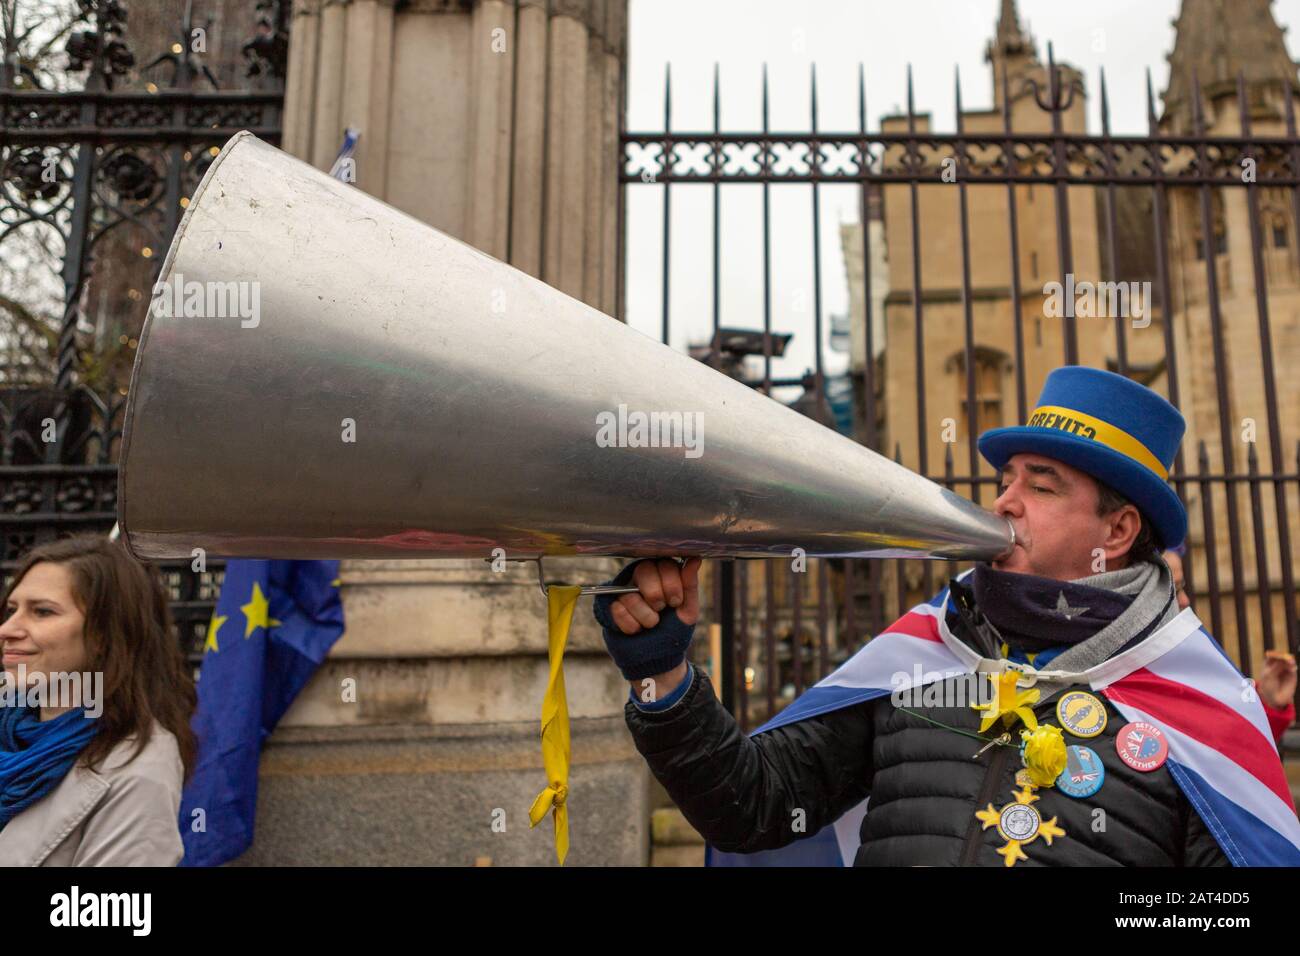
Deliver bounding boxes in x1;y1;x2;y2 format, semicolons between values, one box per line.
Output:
621;51;1300;730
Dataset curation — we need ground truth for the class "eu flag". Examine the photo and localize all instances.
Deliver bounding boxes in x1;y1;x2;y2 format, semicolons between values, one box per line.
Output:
179;559;345;866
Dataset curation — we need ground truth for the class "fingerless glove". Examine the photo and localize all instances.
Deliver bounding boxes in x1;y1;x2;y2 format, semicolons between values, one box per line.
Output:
592;559;697;682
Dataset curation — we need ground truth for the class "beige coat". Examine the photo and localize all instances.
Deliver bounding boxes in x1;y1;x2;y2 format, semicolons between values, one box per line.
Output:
0;723;185;866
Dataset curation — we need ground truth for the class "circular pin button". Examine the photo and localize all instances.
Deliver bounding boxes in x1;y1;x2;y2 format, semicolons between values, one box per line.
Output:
1056;745;1105;798
998;802;1041;843
1056;690;1107;738
1116;720;1169;772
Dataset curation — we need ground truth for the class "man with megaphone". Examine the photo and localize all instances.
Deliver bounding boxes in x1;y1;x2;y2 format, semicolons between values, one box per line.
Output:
593;366;1300;867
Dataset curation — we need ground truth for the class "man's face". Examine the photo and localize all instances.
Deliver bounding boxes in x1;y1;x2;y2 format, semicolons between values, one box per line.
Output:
991;452;1140;581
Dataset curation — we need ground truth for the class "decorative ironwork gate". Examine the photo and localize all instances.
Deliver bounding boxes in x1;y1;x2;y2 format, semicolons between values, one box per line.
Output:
1;0;286;658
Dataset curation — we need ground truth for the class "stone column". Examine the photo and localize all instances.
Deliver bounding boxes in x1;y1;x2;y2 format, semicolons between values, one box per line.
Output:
251;0;640;866
282;0;624;314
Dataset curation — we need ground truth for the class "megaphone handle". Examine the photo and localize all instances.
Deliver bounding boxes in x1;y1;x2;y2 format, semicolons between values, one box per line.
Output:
482;555;650;598
580;583;645;596
528;555;685;598
484;556;687;598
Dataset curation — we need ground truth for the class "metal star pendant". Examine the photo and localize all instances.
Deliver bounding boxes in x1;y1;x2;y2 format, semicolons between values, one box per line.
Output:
975;784;1067;867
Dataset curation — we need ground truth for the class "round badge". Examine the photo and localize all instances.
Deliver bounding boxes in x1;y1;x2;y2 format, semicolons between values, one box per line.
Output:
1116;721;1169;772
1056;691;1107;738
1056;745;1105;798
997;802;1041;843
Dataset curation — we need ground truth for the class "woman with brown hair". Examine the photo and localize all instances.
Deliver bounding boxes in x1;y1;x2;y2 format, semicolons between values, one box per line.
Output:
0;534;196;865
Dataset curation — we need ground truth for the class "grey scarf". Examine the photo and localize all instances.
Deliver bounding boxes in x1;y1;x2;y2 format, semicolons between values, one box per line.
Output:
1050;558;1180;672
962;557;1180;694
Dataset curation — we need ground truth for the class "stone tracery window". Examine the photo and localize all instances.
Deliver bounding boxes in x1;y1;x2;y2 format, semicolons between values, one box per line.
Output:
947;347;1011;435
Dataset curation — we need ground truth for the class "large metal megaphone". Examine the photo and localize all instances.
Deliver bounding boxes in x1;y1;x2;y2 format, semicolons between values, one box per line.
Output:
118;132;1014;565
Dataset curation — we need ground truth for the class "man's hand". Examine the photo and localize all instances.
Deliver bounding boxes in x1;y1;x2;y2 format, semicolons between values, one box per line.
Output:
607;557;703;635
1258;650;1298;710
595;557;703;704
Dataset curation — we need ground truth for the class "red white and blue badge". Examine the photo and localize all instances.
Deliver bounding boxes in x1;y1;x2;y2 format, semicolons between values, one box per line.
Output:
1116;720;1169;772
1057;745;1105;798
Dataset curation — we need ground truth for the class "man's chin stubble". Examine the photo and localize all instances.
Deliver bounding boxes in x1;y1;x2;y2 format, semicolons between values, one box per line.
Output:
993;545;1031;574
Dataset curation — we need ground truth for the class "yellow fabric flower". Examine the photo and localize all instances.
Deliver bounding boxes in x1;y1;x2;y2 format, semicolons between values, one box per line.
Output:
1020;724;1068;787
972;671;1041;733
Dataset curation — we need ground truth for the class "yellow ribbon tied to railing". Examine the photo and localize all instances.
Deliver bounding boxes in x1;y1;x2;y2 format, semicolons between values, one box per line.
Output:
528;583;581;865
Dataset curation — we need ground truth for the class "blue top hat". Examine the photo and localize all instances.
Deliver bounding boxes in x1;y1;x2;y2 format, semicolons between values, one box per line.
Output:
977;366;1187;550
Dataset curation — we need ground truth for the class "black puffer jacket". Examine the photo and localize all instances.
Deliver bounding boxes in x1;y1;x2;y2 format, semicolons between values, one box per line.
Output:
624;616;1231;867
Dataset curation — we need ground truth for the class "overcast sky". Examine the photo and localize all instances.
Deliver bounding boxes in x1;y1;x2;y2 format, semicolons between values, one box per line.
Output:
622;0;1300;396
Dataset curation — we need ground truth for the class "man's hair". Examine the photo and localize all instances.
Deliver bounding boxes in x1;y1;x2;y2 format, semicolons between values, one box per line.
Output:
1095;480;1161;564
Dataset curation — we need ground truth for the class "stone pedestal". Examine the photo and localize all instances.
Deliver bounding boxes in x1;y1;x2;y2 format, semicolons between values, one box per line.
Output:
234;717;645;866
247;0;639;866
234;559;646;866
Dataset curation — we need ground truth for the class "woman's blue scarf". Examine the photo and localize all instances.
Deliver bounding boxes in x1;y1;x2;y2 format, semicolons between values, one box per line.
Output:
0;704;100;832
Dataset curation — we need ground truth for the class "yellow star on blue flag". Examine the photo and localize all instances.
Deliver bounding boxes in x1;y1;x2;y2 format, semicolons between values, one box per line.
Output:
204;613;227;654
241;581;282;638
181;559;344;867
